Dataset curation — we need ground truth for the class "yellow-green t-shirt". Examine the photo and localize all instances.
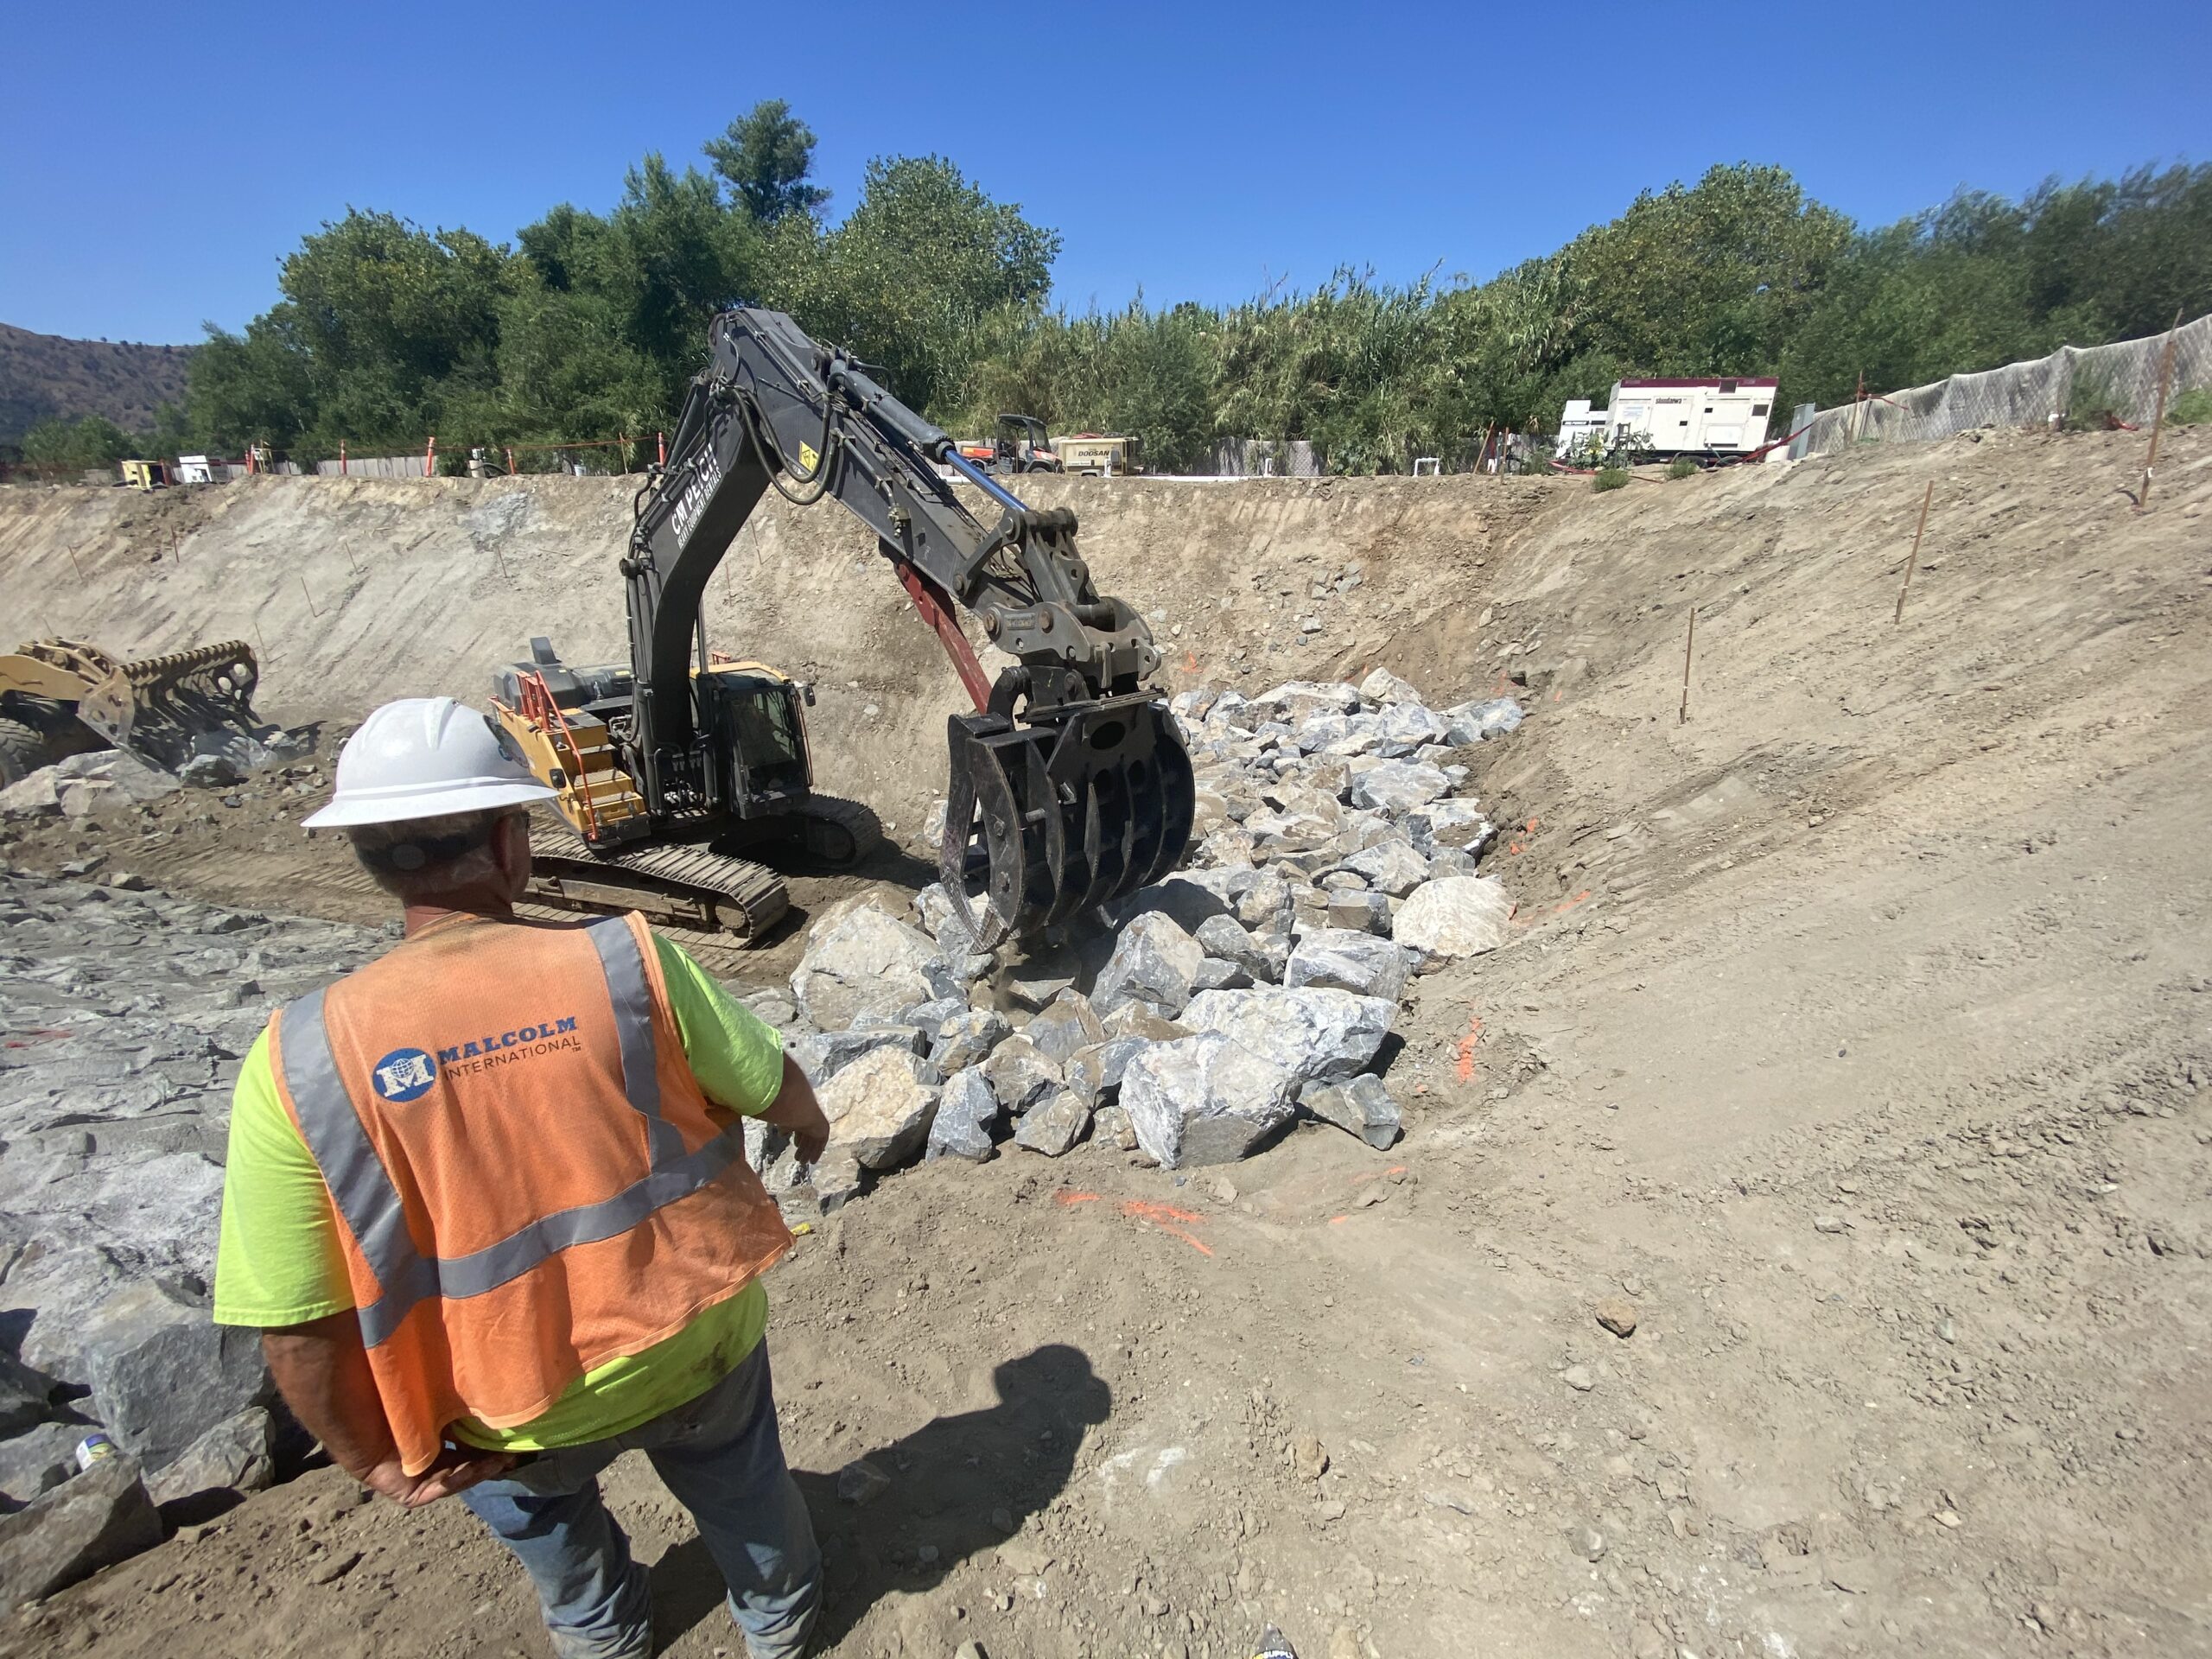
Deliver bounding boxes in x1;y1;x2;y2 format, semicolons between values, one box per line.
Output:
212;930;785;1452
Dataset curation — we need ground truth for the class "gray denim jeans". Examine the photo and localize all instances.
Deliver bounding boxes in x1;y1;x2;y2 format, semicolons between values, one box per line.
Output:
462;1340;820;1659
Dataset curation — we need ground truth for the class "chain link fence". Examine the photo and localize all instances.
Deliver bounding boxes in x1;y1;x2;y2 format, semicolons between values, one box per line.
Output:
1791;313;2209;457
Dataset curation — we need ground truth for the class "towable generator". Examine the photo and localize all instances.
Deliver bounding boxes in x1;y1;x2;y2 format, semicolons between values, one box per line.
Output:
493;307;1192;950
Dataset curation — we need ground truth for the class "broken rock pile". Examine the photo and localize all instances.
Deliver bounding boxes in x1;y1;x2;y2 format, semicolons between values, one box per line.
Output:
762;671;1526;1198
0;868;379;1599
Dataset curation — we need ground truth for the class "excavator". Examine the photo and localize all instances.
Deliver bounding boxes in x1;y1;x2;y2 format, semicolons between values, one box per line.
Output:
492;307;1193;950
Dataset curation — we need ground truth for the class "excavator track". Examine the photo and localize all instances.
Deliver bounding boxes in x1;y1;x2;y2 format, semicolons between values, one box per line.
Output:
525;823;789;940
782;794;885;868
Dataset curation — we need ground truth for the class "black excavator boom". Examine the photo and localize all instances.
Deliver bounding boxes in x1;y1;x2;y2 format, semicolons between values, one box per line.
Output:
619;307;1192;947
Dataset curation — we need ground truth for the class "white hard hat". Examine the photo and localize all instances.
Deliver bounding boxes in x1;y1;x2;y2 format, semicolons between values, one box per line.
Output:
303;696;556;830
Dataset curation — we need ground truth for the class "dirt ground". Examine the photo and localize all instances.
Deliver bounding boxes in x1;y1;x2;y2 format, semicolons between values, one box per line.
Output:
3;426;2209;1658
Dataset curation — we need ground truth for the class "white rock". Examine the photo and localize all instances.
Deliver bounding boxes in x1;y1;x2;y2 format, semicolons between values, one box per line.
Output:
925;1067;998;1162
1443;697;1525;745
0;768;62;818
1012;1090;1091;1156
1285;930;1412;1003
817;1046;940;1170
790;904;950;1031
1179;987;1395;1088
1092;912;1206;1018
1358;668;1422;705
1348;760;1449;814
1121;1033;1299;1168
1375;702;1450;757
1253;680;1363;722
1301;1074;1404;1149
1343;838;1430;898
1194;913;1289;984
1394;875;1514;961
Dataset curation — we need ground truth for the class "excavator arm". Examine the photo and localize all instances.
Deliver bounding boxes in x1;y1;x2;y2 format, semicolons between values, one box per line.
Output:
624;307;1193;947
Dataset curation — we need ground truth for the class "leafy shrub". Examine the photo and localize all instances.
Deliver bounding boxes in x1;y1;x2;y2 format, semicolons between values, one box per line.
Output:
2165;386;2212;426
2065;367;2128;431
1593;467;1630;493
1668;455;1699;479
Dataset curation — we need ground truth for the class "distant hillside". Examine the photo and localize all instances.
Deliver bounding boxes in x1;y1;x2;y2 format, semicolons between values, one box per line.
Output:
0;323;194;444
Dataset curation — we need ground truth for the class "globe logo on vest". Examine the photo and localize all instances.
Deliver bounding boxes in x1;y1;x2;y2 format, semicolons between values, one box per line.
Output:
371;1047;440;1103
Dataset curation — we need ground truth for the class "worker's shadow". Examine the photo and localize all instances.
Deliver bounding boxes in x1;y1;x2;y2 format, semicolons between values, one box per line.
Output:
650;1342;1110;1649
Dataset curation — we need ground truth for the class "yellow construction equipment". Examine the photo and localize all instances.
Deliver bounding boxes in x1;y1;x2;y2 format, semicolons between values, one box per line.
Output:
0;638;264;785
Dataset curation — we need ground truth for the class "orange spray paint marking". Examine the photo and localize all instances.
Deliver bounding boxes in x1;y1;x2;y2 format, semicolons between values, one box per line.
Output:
1524;817;1540;834
1183;651;1200;674
1054;1191;1102;1207
1455;1014;1485;1083
1554;889;1592;916
1121;1199;1204;1225
1327;1214;1353;1227
1155;1225;1215;1257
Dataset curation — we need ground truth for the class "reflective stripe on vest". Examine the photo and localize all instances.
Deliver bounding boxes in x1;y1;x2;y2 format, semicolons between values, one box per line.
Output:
279;914;737;1348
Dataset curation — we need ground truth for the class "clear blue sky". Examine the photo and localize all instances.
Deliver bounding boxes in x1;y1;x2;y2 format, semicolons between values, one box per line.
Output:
4;0;2206;345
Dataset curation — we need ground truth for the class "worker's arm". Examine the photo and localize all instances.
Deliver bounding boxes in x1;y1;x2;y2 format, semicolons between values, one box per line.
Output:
261;1314;513;1507
758;1054;830;1164
654;935;830;1161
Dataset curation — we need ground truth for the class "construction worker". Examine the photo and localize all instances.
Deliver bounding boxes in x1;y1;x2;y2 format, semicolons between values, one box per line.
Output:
211;697;829;1659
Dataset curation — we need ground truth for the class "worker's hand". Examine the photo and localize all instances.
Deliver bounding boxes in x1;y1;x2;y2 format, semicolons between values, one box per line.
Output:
360;1446;519;1509
791;1106;830;1167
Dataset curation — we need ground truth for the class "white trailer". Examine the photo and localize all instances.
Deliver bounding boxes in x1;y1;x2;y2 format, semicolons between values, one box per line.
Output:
1605;378;1777;456
1554;398;1611;459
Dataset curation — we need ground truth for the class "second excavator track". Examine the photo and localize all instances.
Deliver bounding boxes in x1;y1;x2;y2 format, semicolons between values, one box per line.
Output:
526;823;790;939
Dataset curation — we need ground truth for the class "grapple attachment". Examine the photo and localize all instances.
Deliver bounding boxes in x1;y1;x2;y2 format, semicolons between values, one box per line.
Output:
939;673;1195;951
69;639;264;770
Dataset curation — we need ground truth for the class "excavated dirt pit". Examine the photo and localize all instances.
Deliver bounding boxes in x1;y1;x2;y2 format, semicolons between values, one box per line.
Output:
1;426;2209;1659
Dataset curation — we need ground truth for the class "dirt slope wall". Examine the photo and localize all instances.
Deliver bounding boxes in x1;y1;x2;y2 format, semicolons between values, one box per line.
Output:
0;471;1554;825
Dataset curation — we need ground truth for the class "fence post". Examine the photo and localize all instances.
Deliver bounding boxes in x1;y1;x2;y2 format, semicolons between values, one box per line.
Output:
425;435;436;479
658;431;667;467
505;447;515;477
1678;607;1696;725
339;439;347;477
1895;480;1934;624
2138;306;2185;510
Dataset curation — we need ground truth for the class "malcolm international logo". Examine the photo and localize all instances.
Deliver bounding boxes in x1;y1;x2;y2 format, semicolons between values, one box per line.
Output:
368;1017;586;1100
371;1048;439;1103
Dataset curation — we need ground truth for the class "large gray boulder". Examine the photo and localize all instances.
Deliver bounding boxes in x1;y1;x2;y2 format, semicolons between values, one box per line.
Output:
1064;1029;1177;1109
790;903;950;1031
1394;875;1514;961
146;1407;276;1516
49;750;183;817
1013;1090;1091;1157
0;1424;81;1510
0;1453;161;1604
0;769;62;819
1358;667;1422;706
83;1283;270;1471
787;1024;925;1088
817;1046;940;1170
1375;702;1450;757
1255;680;1363;723
1349;760;1450;815
1325;890;1393;936
1285;930;1413;1004
979;1035;1063;1116
925;1068;998;1163
1091;912;1206;1019
1443;696;1525;745
1406;799;1492;854
1302;1074;1404;1149
1179;987;1395;1089
1022;994;1105;1067
1194;913;1289;985
1121;1034;1299;1169
1112;873;1236;934
1343;838;1430;898
929;1008;1011;1074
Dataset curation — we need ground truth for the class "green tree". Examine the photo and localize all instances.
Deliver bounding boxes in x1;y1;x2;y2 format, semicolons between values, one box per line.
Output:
21;414;141;472
703;99;831;225
776;156;1058;414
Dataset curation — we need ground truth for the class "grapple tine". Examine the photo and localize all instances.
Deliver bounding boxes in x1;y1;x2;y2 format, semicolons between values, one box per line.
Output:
940;680;1197;948
939;715;1020;952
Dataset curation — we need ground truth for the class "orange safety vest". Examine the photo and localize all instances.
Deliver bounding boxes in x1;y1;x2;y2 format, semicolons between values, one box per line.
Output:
267;911;791;1475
